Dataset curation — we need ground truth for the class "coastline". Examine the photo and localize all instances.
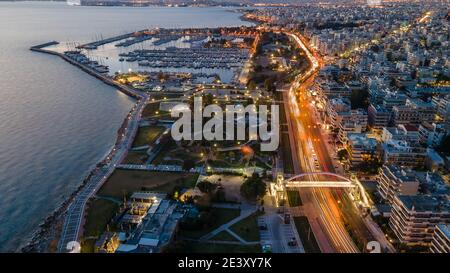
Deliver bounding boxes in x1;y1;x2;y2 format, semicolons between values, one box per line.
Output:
22;44;140;253
238;13;266;25
0;3;258;253
21;8;253;252
21;95;137;253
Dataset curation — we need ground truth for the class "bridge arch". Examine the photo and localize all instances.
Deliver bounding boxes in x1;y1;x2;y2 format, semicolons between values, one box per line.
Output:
285;172;352;183
281;172;370;207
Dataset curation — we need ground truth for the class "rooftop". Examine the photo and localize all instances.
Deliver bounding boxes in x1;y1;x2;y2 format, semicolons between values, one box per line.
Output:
397;195;450;212
436;224;450;239
347;133;377;148
383;165;417;183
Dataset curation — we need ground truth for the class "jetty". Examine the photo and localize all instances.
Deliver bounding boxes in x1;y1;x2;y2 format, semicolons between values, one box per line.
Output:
30;42;143;100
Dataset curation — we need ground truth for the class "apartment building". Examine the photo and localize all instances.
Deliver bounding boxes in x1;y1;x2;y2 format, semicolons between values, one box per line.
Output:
337;109;368;142
392;99;436;126
377;165;419;203
432;95;450;123
430;224;450;253
389;195;450;245
382;140;427;168
381;124;420;144
326;97;351;129
418;122;449;148
368;104;391;131
346;133;378;166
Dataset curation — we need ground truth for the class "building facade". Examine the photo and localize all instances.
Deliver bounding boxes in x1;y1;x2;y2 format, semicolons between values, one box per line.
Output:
389;195;450;245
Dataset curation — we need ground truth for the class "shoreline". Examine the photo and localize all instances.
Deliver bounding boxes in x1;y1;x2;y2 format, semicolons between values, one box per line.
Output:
22;44;141;253
21;97;137;253
22;12;254;252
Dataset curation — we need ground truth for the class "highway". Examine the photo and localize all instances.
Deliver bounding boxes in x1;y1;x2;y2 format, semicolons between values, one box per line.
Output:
283;31;360;253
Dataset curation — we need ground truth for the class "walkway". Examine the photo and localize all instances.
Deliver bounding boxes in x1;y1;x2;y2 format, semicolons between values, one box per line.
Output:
199;203;257;241
57;96;147;252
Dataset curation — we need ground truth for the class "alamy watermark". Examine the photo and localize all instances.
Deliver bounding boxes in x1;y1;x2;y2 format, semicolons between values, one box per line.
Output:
170;96;280;151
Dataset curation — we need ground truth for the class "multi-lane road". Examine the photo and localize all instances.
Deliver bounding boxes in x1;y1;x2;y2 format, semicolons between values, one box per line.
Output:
283;31;361;253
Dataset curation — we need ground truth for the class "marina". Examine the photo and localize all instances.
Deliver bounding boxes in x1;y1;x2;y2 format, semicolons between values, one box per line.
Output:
0;1;253;252
45;27;256;84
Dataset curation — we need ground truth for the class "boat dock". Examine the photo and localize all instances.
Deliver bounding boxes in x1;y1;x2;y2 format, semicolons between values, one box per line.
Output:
78;30;148;50
30;42;143;100
30;41;59;50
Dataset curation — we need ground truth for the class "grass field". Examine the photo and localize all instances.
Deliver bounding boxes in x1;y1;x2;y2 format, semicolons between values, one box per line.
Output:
97;170;199;198
122;151;148;165
229;212;262;242
287;190;303;207
142;102;161;118
277;91;294;174
281;133;294;174
132;126;166;147
83;198;119;238
80;239;96;253
152;141;203;166
293;216;321;253
210;230;239;242
180;208;241;239
185;241;261;253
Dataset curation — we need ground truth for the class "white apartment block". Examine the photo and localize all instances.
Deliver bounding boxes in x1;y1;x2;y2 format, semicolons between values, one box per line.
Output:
390;195;450;245
377;165;419;203
430;224;450;253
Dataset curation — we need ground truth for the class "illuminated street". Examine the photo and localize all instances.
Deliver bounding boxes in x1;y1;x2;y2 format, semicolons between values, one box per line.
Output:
283;31;360;253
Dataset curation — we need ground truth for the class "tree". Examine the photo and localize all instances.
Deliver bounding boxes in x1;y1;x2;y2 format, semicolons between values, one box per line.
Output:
247;80;257;91
161;240;188;253
240;173;266;200
436;134;450;157
203;93;214;106
350;89;369;109
264;77;276;92
197;181;217;194
199;210;215;228
337;149;349;161
357;157;382;175
182;159;196;171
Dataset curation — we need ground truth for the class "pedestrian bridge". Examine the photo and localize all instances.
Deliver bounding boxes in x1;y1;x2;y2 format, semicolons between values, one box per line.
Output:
285;180;355;188
283;172;356;188
277;172;370;207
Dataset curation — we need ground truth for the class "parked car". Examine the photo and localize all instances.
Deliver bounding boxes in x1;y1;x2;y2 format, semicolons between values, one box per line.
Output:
262;244;272;253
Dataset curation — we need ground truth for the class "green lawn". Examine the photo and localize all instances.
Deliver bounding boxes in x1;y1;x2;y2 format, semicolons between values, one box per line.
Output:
208;160;235;168
281;133;294;174
287;190;303;207
185;241;261;253
97;169;198;199
210;230;239;242
293;216;321;253
132;126;166;147
122;151;148;165
229;211;262;242
151;141;203;166
83;198;119;238
80;239;96;253
150;174;199;193
180;208;241;239
142;102;160;118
